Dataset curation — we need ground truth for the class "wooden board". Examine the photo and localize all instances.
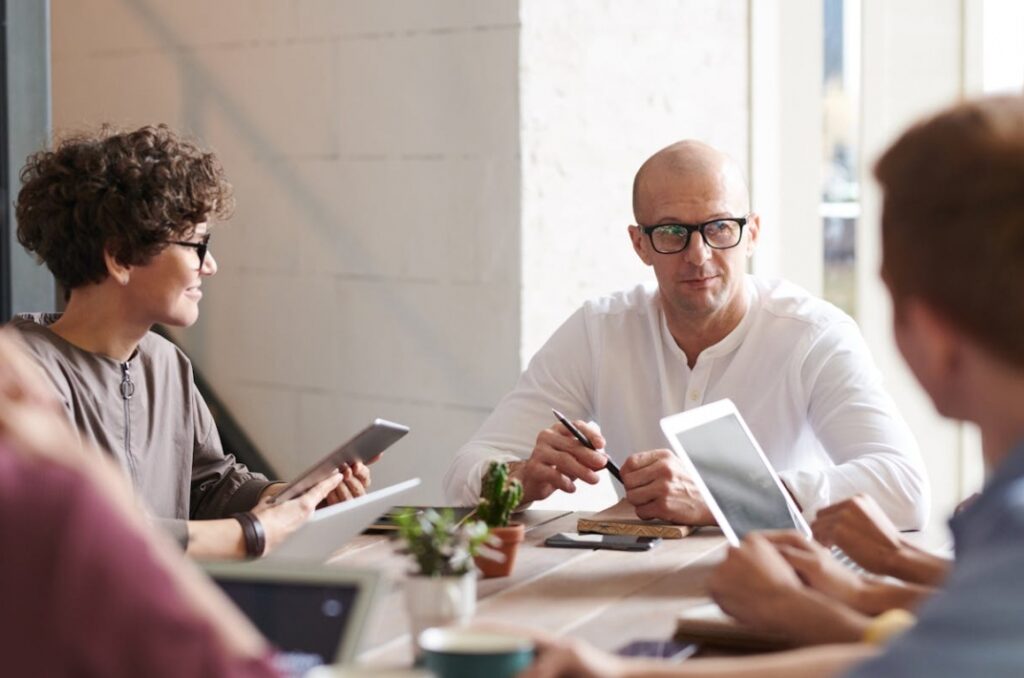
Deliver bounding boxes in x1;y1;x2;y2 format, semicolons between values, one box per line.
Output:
577;499;695;539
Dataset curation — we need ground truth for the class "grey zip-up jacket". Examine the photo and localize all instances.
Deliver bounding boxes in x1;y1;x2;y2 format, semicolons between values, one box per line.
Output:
10;314;273;547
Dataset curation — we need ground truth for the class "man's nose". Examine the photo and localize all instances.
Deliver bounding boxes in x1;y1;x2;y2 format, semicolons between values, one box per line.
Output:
682;233;712;266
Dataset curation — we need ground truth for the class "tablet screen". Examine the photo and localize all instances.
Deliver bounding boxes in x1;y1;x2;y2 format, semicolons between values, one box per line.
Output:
215;579;359;675
674;413;799;539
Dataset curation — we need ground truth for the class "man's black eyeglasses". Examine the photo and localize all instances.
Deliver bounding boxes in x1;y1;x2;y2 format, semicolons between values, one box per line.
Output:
167;233;211;269
639;216;748;254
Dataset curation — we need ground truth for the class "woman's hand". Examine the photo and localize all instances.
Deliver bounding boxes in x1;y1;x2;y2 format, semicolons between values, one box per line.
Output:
251;472;345;554
323;461;372;505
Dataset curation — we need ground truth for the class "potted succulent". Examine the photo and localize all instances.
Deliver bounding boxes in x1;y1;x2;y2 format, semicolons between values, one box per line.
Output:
473;461;525;578
393;508;490;658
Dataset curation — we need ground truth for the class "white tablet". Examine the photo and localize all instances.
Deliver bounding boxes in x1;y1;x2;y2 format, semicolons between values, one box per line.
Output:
271;419;409;505
659;399;810;545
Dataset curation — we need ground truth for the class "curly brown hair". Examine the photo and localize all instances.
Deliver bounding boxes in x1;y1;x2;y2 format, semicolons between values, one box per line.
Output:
15;124;233;290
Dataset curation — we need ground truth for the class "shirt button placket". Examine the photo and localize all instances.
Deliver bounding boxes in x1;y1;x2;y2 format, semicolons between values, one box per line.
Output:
688;360;711;408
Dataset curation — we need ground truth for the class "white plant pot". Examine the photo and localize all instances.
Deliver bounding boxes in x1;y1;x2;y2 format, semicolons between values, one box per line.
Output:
403;572;477;659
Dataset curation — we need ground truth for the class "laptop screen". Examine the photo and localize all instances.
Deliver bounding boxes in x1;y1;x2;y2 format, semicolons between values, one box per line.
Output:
673;413;799;539
215;579;359;676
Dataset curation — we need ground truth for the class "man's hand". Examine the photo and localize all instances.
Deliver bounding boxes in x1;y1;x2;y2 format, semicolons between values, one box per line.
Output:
516;632;626;678
812;494;904;576
708;532;871;645
619;449;714;525
708;532;806;630
762;531;867;612
813;494;950;586
510;420;611;503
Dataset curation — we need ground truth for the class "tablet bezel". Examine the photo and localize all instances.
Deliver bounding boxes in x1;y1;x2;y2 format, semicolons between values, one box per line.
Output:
659;398;811;546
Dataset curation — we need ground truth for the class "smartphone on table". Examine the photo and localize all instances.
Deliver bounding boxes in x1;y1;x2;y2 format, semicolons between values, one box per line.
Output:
544;531;661;551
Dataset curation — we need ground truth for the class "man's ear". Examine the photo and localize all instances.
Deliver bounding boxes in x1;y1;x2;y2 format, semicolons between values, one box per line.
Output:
744;212;760;257
628;225;653;266
103;248;132;286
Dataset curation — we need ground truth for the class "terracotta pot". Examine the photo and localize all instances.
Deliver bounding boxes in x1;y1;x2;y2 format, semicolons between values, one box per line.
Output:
475;523;525;578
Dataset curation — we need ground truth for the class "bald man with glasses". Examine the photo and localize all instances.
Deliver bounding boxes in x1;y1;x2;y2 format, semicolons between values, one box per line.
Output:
445;140;928;530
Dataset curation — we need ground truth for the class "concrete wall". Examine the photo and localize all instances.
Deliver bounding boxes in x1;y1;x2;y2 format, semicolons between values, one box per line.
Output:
51;0;522;504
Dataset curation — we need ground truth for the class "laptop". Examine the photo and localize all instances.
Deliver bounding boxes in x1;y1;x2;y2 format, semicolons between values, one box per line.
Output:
265;477;421;562
204;561;379;677
659;398;813;545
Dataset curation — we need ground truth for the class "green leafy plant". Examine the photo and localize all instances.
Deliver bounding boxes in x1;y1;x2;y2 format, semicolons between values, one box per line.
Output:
393;508;491;577
476;461;524;528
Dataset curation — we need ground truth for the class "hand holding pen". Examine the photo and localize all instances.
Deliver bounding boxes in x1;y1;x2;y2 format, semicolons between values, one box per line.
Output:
508;409;616;504
551;409;624;484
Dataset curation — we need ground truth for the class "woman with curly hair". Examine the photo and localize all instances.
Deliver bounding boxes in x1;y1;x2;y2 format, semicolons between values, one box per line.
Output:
9;124;371;559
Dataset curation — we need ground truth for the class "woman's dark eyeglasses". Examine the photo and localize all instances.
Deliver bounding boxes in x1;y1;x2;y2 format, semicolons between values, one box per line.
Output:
167;233;211;269
639;216;748;254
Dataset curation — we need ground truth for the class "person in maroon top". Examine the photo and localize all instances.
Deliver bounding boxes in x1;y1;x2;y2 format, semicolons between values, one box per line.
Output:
0;330;280;677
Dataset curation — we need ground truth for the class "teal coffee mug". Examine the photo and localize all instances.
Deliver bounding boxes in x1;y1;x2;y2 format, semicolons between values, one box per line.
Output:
419;627;534;678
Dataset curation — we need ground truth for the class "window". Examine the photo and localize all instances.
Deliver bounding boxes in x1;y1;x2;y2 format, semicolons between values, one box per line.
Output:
821;0;861;318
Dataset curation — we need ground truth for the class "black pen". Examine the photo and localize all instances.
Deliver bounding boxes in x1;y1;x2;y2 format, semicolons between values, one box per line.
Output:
551;408;624;485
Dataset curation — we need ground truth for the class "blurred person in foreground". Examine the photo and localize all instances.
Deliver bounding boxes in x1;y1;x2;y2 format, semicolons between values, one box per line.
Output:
0;330;280;677
519;95;1024;678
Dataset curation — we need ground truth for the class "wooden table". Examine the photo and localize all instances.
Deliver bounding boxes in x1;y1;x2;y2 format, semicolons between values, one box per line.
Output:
327;509;730;667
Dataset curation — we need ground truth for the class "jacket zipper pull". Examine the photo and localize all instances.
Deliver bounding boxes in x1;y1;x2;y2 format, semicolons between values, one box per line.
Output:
120;362;135;399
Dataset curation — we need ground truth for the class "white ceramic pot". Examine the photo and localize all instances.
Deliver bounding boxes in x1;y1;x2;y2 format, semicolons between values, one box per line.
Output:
403;572;477;659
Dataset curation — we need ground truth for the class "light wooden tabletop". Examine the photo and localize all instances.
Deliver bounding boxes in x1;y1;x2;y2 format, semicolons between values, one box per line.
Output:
327;509;730;667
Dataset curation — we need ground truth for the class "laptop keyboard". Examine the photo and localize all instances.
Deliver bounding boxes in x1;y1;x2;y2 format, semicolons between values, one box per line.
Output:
830;545;866;574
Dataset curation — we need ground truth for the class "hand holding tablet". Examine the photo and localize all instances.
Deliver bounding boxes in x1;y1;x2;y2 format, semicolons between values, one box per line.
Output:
269;418;409;505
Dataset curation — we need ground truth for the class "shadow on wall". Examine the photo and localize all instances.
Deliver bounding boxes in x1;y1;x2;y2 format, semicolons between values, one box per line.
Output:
124;0;495;403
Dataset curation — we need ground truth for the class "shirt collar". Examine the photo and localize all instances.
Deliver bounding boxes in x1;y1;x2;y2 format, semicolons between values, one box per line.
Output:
701;276;758;358
949;440;1024;542
657;276;757;366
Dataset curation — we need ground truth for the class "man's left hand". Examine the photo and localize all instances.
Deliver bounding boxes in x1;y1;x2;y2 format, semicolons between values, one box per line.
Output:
708;532;806;630
709;532;872;644
620;449;715;525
